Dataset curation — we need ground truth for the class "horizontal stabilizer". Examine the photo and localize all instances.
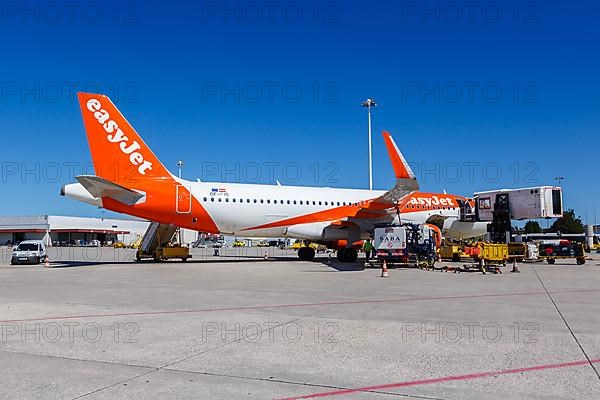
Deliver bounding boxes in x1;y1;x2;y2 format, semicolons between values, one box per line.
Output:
76;175;146;206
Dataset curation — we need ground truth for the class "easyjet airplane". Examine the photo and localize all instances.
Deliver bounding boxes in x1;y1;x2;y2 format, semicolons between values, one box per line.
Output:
61;93;488;262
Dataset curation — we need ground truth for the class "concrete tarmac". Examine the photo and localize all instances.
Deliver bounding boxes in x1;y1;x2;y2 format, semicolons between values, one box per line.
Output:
1;246;599;399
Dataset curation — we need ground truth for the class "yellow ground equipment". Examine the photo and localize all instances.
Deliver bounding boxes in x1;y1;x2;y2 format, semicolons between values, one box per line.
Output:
464;242;509;266
439;244;464;262
153;246;190;262
136;223;190;262
130;235;142;249
291;240;319;250
507;242;527;261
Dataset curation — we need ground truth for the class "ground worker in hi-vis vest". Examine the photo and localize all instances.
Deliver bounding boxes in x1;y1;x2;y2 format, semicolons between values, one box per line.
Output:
363;238;374;262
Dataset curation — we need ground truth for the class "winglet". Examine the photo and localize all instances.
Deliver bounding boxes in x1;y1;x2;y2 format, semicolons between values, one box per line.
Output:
382;131;416;180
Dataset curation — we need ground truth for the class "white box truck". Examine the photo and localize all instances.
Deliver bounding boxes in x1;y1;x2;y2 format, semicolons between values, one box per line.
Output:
374;226;407;252
474;186;563;221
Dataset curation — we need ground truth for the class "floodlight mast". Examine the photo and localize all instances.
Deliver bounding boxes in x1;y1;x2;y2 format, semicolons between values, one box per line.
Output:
361;98;377;191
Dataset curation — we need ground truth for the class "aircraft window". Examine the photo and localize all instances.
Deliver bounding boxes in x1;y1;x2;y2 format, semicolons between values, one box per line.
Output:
211;197;215;202
253;199;257;203
232;198;236;203
260;199;264;204
281;200;284;204
318;201;322;205
247;199;250;203
274;200;277;204
312;201;316;205
267;199;270;204
300;201;303;205
218;198;222;202
325;201;328;206
287;200;291;204
225;198;229;202
337;202;340;206
203;197;207;202
293;200;297;205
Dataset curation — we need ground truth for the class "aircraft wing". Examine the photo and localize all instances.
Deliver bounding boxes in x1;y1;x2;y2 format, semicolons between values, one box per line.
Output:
75;175;146;206
241;131;418;235
320;131;419;233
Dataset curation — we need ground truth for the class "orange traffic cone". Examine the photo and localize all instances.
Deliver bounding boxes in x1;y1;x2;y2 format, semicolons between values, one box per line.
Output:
44;255;50;268
511;258;520;273
381;260;389;278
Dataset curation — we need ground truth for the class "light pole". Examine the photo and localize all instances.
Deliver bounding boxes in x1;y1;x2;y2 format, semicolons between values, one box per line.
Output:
555;176;564;187
361;98;377;190
177;160;184;179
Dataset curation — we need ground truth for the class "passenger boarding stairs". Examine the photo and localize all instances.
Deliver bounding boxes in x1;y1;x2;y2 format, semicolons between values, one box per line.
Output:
458;199;477;222
139;222;178;255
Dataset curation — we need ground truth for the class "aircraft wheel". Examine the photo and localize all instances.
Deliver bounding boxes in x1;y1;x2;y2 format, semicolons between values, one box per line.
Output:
341;248;358;263
336;248;346;261
576;258;585;265
298;247;315;261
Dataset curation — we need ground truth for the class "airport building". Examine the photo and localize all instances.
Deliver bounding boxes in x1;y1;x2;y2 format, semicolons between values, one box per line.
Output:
0;215;198;246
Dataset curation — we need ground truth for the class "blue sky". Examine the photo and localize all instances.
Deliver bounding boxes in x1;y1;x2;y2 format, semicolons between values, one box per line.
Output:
0;0;598;225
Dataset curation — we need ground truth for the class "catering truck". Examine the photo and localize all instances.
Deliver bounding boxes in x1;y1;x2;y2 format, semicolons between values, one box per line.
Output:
474;186;563;221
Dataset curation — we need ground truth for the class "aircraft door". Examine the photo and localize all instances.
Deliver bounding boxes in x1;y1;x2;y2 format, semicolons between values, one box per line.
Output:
176;185;192;214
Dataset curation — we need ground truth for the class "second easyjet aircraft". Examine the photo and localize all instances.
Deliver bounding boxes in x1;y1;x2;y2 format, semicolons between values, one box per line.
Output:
62;93;488;262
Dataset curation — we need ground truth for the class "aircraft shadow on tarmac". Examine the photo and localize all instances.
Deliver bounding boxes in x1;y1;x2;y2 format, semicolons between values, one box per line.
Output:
45;255;367;271
47;260;139;268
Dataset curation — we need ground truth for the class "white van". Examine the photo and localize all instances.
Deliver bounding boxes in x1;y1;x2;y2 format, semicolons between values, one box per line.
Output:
11;240;47;265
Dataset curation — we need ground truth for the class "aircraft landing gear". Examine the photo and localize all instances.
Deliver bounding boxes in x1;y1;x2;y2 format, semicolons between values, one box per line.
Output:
298;247;316;261
337;248;358;263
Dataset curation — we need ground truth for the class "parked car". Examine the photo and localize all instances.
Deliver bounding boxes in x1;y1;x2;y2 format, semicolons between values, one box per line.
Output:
10;240;47;265
233;240;246;247
212;239;226;248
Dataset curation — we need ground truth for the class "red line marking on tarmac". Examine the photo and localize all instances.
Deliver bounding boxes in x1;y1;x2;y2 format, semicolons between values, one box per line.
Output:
1;289;599;323
277;358;600;399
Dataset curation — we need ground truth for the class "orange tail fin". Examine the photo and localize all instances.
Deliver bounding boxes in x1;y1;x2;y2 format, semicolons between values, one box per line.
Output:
77;92;170;184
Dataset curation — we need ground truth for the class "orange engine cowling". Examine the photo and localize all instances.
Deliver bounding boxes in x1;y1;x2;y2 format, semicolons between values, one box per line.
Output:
326;240;364;250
